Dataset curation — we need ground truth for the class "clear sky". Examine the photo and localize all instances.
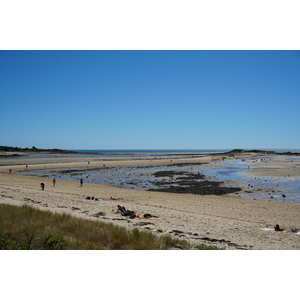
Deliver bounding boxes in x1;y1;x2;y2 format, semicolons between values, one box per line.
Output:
1;50;300;150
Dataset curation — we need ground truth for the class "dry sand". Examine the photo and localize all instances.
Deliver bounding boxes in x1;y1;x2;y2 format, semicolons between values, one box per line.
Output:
1;153;300;250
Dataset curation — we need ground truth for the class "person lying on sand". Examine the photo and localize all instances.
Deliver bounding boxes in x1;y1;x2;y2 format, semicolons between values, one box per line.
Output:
129;211;136;219
143;213;158;219
274;224;285;231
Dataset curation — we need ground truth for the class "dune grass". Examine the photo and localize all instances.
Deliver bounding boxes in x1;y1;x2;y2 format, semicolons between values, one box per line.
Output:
0;203;223;250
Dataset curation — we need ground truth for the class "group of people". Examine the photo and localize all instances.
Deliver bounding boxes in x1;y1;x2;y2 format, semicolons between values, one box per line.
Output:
117;205;158;219
40;178;56;190
40;177;84;190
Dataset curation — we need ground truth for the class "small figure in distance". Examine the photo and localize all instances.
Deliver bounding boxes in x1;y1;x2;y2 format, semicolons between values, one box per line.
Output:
274;224;285;231
53;178;56;187
80;178;83;187
291;227;297;233
40;183;45;190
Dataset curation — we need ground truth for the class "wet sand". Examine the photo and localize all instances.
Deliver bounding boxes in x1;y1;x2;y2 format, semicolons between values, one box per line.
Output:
1;153;300;250
243;158;300;178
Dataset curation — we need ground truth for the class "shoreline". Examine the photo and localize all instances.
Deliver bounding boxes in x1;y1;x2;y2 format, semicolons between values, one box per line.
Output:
1;152;300;250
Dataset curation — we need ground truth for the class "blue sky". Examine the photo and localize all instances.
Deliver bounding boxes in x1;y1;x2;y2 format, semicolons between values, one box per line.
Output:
1;50;300;150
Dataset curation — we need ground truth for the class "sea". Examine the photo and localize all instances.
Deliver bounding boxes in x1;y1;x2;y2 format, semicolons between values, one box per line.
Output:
70;149;231;155
12;149;230;159
5;149;299;159
70;148;300;157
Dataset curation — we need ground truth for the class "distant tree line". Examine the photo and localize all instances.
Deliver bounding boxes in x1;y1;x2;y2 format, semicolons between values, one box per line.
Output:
229;149;273;153
0;146;74;154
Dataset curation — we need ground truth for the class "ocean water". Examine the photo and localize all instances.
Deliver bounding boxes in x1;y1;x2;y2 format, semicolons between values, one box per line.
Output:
70;148;300;154
2;149;231;160
4;149;299;160
70;149;232;156
11;149;229;160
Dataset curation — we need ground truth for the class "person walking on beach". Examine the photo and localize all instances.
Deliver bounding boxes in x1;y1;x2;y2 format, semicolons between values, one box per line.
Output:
40;183;45;190
80;178;83;187
53;178;56;187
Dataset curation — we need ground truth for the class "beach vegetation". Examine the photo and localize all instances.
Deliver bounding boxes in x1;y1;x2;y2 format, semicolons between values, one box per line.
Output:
0;204;223;250
195;244;224;250
229;149;275;154
0;145;75;154
230;149;245;153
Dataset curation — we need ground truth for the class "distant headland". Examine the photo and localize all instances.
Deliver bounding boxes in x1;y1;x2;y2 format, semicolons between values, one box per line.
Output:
0;146;75;157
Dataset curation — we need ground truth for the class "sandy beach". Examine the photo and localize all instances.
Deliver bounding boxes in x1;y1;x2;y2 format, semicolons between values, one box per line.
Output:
1;152;300;250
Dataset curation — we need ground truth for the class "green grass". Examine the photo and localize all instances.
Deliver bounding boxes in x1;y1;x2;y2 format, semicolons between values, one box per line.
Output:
0;204;224;250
